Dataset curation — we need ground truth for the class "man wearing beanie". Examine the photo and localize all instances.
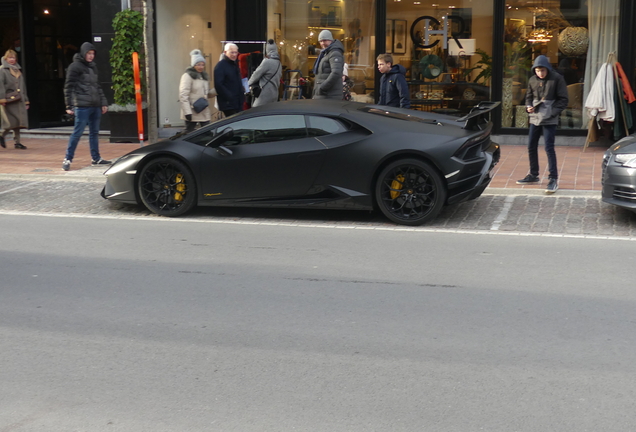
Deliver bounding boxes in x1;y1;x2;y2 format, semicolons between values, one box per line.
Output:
248;39;282;107
312;30;344;99
62;42;110;171
214;43;244;116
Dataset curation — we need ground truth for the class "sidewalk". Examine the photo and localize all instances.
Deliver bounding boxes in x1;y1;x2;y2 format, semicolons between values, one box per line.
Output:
0;134;608;193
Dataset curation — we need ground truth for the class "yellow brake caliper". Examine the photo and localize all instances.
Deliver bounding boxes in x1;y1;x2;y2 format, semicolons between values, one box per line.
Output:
390;174;405;199
174;173;186;201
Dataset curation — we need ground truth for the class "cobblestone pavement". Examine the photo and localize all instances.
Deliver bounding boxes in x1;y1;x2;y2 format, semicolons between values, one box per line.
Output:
1;175;635;239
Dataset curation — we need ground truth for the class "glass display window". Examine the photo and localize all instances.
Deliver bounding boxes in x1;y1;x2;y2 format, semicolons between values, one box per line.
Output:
270;0;376;102
385;1;494;116
503;0;617;130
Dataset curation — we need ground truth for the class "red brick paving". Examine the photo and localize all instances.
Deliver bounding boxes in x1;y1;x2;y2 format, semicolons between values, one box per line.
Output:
0;137;140;175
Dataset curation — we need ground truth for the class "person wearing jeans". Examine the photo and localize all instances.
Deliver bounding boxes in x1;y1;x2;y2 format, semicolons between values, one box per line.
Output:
65;106;103;163
62;42;110;171
516;55;568;194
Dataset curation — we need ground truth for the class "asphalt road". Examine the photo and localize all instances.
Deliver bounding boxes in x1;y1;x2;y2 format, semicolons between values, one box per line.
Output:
1;213;636;431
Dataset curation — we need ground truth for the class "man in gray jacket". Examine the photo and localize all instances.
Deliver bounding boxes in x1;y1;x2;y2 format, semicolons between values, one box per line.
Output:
517;55;568;193
312;30;344;100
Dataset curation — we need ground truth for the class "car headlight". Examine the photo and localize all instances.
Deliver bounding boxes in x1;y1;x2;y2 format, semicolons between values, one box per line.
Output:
104;154;143;175
614;153;636;168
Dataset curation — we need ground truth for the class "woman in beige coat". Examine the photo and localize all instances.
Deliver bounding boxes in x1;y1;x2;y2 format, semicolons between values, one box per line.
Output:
179;49;215;133
0;49;29;149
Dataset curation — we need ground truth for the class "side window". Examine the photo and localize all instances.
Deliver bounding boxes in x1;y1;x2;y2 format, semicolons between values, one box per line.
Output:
183;127;216;146
222;115;308;145
306;116;349;137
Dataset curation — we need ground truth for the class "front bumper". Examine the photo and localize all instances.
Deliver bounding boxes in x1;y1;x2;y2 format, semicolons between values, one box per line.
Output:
601;156;636;211
101;172;138;204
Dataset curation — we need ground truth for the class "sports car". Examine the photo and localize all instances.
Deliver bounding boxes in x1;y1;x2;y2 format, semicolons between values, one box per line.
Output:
602;134;636;213
101;99;500;226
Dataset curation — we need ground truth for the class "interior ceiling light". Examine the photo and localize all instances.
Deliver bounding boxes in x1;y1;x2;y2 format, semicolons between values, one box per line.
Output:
527;27;552;43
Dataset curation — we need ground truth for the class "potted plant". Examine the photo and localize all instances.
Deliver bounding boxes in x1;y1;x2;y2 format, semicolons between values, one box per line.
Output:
108;8;147;142
468;48;492;85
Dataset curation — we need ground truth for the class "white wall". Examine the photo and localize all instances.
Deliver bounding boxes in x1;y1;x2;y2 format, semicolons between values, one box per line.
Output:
156;0;225;127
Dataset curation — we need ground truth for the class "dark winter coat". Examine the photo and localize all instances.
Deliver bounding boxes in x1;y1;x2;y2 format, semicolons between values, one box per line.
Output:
0;56;29;130
214;55;245;112
525;55;568;126
312;39;345;100
379;64;411;108
64;42;108;109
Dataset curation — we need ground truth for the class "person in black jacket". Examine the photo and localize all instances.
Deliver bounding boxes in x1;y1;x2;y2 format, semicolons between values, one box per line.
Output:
214;43;244;116
62;42;110;171
312;30;344;100
377;53;410;108
516;55;568;193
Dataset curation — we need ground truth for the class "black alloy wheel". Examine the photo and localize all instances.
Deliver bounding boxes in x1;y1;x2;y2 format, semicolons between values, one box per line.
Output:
375;158;446;226
138;157;197;217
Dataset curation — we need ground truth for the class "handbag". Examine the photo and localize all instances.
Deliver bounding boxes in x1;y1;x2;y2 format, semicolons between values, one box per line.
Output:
5;90;21;103
192;97;209;113
250;62;281;100
251;85;262;98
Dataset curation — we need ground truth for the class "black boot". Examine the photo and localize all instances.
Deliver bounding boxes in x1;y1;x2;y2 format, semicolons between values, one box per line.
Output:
0;135;5;148
14;143;27;149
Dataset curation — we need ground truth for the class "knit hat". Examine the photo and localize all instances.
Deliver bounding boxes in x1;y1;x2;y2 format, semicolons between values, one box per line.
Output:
190;49;205;66
318;30;334;41
266;39;279;59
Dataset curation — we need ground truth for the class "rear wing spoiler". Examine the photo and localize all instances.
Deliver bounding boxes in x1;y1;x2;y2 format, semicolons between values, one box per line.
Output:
456;101;501;130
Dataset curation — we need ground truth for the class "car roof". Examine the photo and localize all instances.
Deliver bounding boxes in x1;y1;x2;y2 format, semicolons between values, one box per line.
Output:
246;99;355;116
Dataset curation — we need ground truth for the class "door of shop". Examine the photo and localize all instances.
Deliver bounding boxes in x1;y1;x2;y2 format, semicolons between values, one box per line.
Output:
29;0;91;127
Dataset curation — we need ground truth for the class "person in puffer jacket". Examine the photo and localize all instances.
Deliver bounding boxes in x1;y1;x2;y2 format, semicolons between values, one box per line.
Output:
248;39;282;107
62;42;110;171
180;49;214;132
517;55;568;194
377;53;410;108
312;30;344;100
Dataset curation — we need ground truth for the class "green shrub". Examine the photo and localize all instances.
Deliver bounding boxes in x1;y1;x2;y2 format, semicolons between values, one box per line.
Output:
110;9;144;106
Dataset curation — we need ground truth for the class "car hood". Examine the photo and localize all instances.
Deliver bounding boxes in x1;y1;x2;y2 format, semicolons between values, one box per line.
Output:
609;135;636;153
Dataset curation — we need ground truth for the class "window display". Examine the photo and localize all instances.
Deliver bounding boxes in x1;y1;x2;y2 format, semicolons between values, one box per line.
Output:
271;0;376;102
386;1;494;116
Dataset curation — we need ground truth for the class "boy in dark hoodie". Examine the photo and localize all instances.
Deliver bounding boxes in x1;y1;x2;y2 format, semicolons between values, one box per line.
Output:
377;54;410;109
517;55;568;193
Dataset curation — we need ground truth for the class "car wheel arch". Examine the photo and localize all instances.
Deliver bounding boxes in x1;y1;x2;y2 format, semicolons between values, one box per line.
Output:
133;153;198;205
371;152;447;209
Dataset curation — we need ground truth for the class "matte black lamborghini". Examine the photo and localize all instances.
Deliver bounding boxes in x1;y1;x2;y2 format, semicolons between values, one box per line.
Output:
101;99;500;226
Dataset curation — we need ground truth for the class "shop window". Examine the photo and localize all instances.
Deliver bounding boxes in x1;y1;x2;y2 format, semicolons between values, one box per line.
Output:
503;0;615;130
269;0;376;102
386;1;494;117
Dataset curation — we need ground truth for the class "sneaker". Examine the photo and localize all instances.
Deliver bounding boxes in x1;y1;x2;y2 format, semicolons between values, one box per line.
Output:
14;143;27;149
516;174;540;185
62;159;71;171
92;158;112;165
545;178;558;194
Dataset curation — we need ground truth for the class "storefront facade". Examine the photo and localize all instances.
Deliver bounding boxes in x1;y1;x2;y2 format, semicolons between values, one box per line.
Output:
152;0;635;139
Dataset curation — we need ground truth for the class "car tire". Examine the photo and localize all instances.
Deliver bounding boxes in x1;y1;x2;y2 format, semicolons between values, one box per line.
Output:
375;158;446;226
138;157;197;217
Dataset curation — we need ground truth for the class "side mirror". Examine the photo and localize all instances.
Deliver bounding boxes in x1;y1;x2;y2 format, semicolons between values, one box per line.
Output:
217;145;233;156
207;127;234;147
